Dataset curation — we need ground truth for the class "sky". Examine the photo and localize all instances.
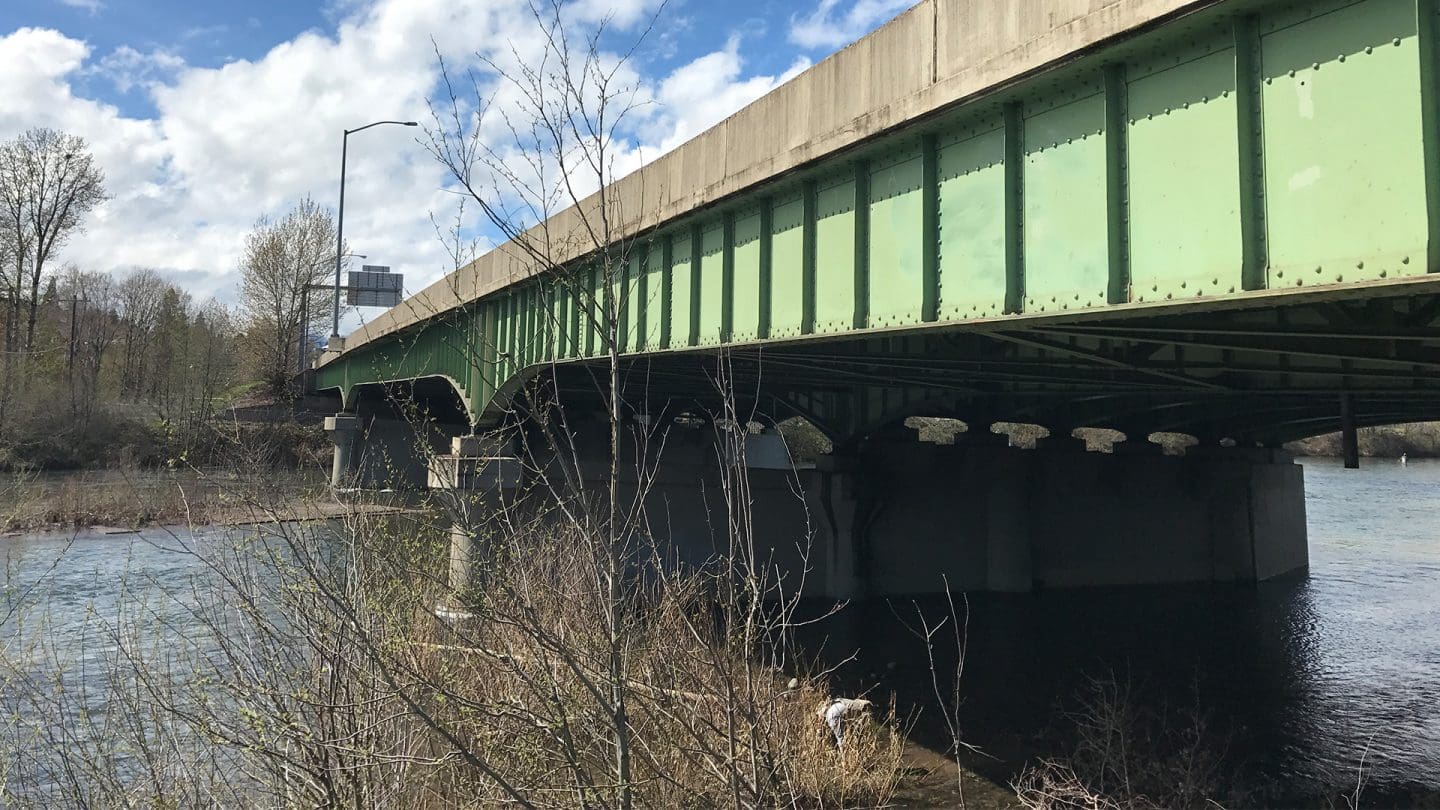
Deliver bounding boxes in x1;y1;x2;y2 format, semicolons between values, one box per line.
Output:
0;0;913;331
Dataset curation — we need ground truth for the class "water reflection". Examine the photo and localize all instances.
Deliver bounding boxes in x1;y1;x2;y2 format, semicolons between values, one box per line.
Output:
798;458;1440;802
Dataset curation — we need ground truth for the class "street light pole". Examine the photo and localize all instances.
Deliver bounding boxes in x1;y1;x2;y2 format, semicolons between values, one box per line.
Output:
331;119;418;348
304;253;366;376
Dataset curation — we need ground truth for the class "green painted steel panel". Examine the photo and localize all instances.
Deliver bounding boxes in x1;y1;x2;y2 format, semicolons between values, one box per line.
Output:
585;267;603;358
698;223;726;345
814;177;857;333
602;265;618;356
506;291;519;371
561;282;575;358
495;293;511;381
770;194;806;337
643;245;664;350
1261;0;1428;286
512;289;525;369
1127;49;1245;302
733;209;763;341
937;125;1007;320
477;301;495;407
867;152;925;328
518;286;529;366
668;233;693;348
525;286;538;367
623;254;641;352
1024;91;1110;313
553;285;571;358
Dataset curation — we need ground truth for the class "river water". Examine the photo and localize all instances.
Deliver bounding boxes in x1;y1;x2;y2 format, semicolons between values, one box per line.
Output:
810;457;1440;805
2;458;1438;804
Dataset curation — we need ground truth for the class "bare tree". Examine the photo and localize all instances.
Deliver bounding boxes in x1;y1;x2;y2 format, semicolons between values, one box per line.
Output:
58;267;120;424
186;300;238;433
115;268;168;400
238;196;344;393
0;8;912;809
424;5;665;802
0;128;107;354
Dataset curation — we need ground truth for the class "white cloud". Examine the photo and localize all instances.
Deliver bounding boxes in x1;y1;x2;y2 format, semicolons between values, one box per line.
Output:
94;45;185;93
0;1;814;329
789;0;912;50
648;36;809;154
56;0;103;15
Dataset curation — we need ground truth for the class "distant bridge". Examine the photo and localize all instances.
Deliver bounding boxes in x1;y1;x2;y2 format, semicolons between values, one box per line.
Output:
316;0;1440;448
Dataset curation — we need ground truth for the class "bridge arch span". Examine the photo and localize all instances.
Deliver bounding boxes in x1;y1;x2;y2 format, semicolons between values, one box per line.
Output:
344;375;475;428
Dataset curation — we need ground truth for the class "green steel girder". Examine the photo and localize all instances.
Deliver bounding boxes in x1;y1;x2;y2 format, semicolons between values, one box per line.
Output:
316;0;1440;444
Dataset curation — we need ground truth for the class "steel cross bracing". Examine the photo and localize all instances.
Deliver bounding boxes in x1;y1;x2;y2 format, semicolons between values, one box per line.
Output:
316;0;1440;446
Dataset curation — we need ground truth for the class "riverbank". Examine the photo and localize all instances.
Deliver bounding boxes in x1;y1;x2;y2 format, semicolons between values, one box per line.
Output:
0;466;408;534
1286;421;1440;458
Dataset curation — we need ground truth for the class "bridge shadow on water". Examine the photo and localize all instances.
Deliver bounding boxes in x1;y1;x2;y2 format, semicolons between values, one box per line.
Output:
786;575;1440;808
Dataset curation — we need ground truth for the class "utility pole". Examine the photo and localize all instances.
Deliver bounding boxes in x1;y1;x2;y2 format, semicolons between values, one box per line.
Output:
67;294;79;375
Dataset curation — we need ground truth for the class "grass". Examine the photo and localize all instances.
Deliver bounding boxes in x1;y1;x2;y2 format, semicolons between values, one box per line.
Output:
0;467;329;533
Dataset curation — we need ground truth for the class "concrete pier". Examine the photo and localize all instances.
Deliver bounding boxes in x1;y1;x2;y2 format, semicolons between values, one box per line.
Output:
813;439;1308;596
323;413;360;488
430;435;521;597
605;433;1308;598
329;414;1309;598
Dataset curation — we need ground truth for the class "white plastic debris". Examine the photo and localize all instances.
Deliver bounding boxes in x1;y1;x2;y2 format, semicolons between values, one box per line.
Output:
819;697;873;747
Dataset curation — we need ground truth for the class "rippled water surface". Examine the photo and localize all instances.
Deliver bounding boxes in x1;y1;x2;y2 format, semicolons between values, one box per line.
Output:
807;457;1440;802
3;458;1440;802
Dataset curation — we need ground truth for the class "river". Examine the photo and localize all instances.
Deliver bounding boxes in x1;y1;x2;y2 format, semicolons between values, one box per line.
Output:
2;458;1438;805
810;457;1440;805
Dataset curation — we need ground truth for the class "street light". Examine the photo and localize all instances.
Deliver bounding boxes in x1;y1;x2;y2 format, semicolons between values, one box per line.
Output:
330;119;418;348
303;253;367;376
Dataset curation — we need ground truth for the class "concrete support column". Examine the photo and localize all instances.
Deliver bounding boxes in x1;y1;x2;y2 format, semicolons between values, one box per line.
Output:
809;455;862;600
448;522;484;598
985;452;1033;592
1340;393;1360;469
432;435;521;600
323;413;361;489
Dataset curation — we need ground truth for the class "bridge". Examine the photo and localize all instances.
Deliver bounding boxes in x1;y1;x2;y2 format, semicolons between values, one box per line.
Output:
313;0;1440;598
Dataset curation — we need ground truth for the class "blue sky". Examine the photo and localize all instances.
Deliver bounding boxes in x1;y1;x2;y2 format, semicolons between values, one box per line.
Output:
0;0;911;319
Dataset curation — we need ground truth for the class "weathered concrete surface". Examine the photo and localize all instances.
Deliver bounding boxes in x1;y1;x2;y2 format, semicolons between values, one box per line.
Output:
822;441;1308;596
328;414;469;490
324;414;361;489
331;414;1306;596
614;437;1308;597
327;0;1216;361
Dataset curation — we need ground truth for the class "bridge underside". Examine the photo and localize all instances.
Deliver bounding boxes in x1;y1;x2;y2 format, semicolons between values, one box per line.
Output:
462;287;1440;448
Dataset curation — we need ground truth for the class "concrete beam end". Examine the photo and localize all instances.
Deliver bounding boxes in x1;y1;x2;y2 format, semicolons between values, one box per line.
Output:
324;415;361;433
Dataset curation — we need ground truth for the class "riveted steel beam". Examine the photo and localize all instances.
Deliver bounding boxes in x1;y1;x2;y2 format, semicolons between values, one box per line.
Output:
722;211;736;342
759;197;774;339
1234;16;1269;291
1418;0;1440;272
1105;63;1131;305
688;223;702;347
921;132;940;322
1003;102;1025;314
853;159;871;329
660;235;674;348
802;179;817;335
